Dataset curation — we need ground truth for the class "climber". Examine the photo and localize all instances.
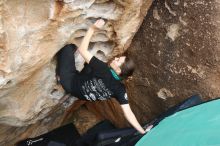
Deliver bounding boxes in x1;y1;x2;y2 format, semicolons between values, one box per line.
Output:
56;19;153;134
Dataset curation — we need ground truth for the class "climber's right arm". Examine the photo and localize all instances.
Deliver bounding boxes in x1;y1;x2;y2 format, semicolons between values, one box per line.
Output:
78;19;105;64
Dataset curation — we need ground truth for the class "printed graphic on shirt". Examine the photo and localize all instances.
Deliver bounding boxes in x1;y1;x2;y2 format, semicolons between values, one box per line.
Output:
124;93;128;100
82;78;113;101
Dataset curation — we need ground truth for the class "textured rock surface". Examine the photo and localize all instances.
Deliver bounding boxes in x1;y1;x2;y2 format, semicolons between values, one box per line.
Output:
0;0;152;145
0;0;149;126
127;0;220;124
2;0;220;145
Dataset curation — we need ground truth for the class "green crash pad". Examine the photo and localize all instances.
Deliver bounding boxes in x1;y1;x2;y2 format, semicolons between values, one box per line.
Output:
136;99;220;146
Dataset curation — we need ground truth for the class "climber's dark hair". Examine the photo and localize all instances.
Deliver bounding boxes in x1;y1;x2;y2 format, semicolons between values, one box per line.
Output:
108;52;135;80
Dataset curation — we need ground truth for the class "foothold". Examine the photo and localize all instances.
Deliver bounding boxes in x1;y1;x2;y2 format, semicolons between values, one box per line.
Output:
96;50;105;56
157;88;174;100
50;88;58;95
6;80;12;85
166;24;180;41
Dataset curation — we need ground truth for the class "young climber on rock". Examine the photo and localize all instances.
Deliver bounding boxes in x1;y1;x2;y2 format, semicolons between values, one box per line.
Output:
56;19;152;134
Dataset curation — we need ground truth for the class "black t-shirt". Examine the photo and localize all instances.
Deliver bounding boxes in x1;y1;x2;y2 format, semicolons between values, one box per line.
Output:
71;56;128;105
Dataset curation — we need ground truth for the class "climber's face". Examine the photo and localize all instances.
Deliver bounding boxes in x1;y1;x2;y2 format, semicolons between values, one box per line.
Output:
110;56;126;75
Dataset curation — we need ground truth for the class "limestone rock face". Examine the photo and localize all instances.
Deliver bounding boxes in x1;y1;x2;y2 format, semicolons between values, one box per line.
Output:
0;0;149;126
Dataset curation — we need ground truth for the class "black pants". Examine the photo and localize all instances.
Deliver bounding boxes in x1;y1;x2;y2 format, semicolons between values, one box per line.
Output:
56;44;78;94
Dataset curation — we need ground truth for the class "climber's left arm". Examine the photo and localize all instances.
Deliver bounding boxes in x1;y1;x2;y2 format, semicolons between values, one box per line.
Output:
121;104;146;134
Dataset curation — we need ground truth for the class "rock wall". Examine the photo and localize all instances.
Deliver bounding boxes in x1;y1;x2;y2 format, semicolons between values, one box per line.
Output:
2;0;220;145
0;0;150;126
127;0;220;124
0;0;153;145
